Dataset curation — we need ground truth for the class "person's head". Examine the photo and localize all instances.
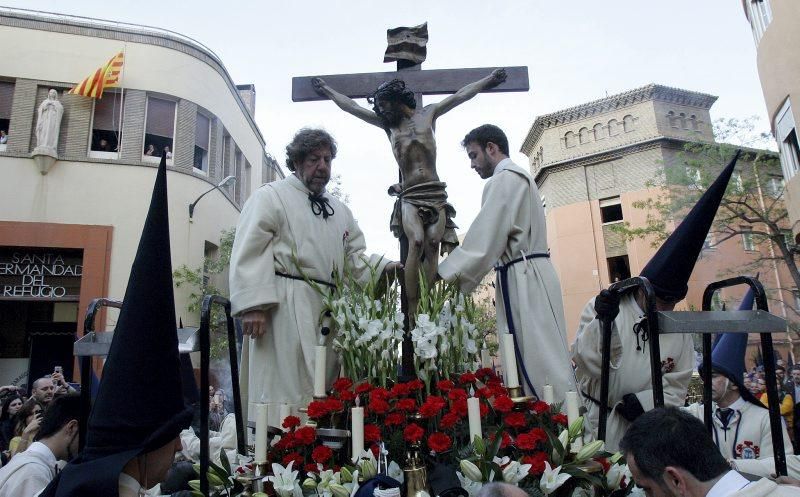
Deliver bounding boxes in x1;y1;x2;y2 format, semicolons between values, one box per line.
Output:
792;367;800;384
1;394;23;421
477;482;529;497
164;145;170;153
461;124;510;179
147;144;154;152
48;89;57;100
14;398;44;436
620;407;730;497
776;365;786;383
285;128;337;194
122;436;183;488
709;371;741;406
0;130;6;137
35;394;80;460
32;376;55;405
757;377;767;393
368;79;416;128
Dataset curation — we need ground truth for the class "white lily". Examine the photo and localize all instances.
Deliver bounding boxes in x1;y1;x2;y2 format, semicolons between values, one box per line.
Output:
606;462;626;490
387;461;404;484
266;461;300;497
356;449;378;479
539;461;571;495
459;460;483;482
456;471;484;497
502;461;531;484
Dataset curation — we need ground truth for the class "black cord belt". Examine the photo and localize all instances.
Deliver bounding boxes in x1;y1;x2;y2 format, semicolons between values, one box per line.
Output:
275;271;336;289
494;252;550;271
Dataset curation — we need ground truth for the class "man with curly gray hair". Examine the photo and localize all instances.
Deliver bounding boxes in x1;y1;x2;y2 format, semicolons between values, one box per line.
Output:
230;128;401;414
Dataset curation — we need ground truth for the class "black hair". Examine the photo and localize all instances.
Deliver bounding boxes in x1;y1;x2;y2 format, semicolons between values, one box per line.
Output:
619;407;730;484
368;79;417;112
285;128;337;172
36;394;80;440
0;394;23;422
14;399;44;437
462;124;510;156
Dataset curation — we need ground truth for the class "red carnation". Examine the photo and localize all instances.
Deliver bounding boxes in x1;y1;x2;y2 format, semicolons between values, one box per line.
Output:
476;387;493;399
305;463;320;474
325;398;344;413
282;415;301;430
312;444;333;464
596;457;611;473
408;379;425;391
339;390;356;402
282;452;303;468
332;377;353;392
307;400;329;419
521;452;549;476
403;423;425;443
440;411;460;429
552;413;568;426
530;401;550;414
505;412;527;428
369;398;391;415
489;430;512;449
385;412;405;426
294;426;316;445
475;367;494;380
364;424;382;443
459;372;477;384
391;382;413;397
370;387;391;402
529;428;547;444
479;402;490;417
419;396;447;418
452;399;468;417
515;432;538;451
493;395;514;413
448;388;468;402
437;379;455;392
273;432;294;450
355;382;373;395
428;432;452;453
396;398;417;412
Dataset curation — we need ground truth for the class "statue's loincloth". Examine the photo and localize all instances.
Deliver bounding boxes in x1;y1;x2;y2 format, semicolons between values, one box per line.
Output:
388;181;459;256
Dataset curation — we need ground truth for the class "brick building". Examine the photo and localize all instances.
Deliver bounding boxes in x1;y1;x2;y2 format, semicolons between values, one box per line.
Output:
0;8;282;386
520;84;794;357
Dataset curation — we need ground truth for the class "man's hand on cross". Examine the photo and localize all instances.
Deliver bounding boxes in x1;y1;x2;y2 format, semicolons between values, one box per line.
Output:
312;77;327;93
491;68;507;84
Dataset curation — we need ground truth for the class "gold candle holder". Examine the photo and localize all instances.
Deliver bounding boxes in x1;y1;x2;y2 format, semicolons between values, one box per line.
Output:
403;444;431;497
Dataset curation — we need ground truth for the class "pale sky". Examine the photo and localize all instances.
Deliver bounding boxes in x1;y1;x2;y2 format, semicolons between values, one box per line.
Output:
4;0;769;258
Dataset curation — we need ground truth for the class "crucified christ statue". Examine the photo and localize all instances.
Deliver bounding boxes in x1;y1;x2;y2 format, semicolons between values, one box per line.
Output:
312;68;507;316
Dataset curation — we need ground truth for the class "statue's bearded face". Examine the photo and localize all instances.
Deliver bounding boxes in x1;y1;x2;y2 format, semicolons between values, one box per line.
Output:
375;99;404;127
294;146;332;194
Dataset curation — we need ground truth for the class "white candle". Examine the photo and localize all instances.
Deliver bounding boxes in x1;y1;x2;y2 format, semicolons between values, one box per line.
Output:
467;397;482;443
279;404;291;431
351;406;364;462
254;403;268;463
543;384;554;404
314;345;327;397
501;333;519;389
565;391;582;450
480;348;492;369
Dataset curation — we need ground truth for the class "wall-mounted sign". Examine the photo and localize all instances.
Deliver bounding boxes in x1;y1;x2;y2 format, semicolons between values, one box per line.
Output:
0;248;83;301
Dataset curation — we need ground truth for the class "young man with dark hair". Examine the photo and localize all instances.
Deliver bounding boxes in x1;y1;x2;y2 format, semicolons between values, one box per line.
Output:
438;124;576;402
0;394;80;497
621;407;800;497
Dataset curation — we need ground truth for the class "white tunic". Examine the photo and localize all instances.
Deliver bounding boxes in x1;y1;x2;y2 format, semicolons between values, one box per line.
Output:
438;158;575;400
0;442;57;497
572;293;694;451
230;174;387;412
686;397;794;460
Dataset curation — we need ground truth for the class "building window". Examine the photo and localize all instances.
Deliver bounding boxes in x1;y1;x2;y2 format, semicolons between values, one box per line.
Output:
775;99;800;180
243;160;252;200
685;166;702;188
732;172;744;194
89;91;123;157
690;114;699;131
600;197;623;223
766;176;784;198
703;232;715;250
593;123;605;141
711;291;724;311
564;131;577;148
679;113;688;130
203;241;219;288
622;115;634;133
607;255;631;283
234;147;243;204
0;81;13;151
608;119;619;137
143;96;176;162
579;127;591;145
794;289;800;311
667;111;678;128
194;112;210;173
747;0;772;44
742;227;756;251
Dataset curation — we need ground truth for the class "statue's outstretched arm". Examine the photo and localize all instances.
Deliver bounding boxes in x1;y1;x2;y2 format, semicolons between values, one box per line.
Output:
432;68;507;119
312;78;383;128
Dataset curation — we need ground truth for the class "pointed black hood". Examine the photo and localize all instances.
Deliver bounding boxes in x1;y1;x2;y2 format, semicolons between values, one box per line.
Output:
641;150;741;300
44;154;193;496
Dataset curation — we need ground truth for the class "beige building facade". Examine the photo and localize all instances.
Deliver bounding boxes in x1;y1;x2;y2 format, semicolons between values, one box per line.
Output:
521;84;795;357
0;8;282;386
742;0;800;243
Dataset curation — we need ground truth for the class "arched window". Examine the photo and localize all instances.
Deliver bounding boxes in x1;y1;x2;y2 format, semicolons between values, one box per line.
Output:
690;114;699;131
679;112;687;129
564;131;577;148
623;115;634;133
608;119;619;137
667;111;678;128
579;127;591;144
594;123;605;140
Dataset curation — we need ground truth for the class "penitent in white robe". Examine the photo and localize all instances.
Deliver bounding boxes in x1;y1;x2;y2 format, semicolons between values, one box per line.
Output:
438;158;575;401
685;398;794;461
572;293;694;451
230;174;388;414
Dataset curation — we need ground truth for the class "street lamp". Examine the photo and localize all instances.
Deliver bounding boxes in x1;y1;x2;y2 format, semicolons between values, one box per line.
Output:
189;175;236;219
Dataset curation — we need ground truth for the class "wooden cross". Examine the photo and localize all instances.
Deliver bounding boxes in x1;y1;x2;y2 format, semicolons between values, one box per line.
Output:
291;27;529;376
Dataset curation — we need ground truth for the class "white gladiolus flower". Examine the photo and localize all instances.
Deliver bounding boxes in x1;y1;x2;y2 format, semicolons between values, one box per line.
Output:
539;462;571;495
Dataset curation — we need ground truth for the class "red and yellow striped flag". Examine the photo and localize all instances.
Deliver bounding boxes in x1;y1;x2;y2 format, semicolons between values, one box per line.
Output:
68;51;124;99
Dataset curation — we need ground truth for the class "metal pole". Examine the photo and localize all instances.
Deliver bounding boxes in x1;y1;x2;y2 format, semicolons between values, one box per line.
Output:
199;298;211;496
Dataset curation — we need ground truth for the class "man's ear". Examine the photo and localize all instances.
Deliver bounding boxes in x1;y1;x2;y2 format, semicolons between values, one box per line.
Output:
663;466;688;494
65;419;79;435
485;141;499;156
